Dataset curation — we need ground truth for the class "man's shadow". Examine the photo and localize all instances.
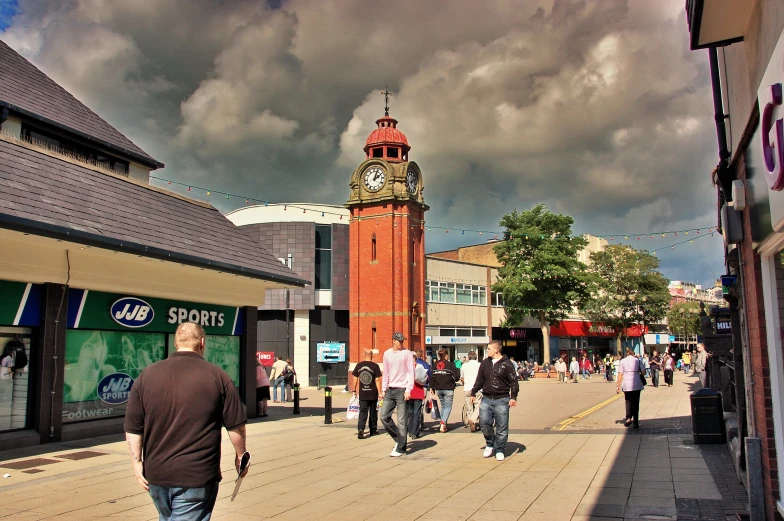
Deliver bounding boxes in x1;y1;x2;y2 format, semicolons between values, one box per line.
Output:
407;439;437;454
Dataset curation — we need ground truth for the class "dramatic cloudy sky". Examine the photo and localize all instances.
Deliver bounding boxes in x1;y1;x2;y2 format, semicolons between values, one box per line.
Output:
0;0;725;286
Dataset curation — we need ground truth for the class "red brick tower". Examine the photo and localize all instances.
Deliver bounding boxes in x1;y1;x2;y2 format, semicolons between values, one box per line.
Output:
347;102;428;366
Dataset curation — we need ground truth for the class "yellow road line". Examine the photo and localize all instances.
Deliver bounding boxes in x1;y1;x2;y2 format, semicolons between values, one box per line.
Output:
551;393;622;431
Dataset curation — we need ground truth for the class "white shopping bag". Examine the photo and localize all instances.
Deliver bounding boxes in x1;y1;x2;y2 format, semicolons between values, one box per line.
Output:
346;395;360;420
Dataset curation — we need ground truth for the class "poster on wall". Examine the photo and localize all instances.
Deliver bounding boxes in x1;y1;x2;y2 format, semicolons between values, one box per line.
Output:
168;335;240;386
316;342;346;363
62;330;165;423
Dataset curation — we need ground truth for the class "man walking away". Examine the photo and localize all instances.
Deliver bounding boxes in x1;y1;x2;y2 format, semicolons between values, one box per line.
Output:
269;356;288;403
125;323;248;521
353;349;382;439
470;341;518;461
380;332;415;457
694;343;710;389
430;349;460;432
556;357;566;383
461;351;482;431
407;350;428;439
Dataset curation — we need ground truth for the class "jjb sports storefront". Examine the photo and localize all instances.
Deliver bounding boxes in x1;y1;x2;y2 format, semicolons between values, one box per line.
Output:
61;289;245;425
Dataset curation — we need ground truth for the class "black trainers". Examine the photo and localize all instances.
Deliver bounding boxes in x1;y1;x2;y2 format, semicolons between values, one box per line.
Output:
358;431;364;439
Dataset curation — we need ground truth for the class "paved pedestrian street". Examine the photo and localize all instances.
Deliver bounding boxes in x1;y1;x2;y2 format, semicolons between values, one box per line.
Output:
0;372;748;521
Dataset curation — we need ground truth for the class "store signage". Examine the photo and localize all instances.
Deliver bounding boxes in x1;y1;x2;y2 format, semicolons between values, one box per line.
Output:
0;281;41;326
425;336;432;344
67;289;243;335
97;372;134;405
256;351;275;366
317;342;346;363
167;307;225;327
508;329;527;339
111;297;154;328
716;320;732;333
588;324;615;335
429;336;490;345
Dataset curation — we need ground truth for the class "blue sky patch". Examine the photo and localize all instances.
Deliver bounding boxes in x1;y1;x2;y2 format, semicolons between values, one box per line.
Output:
0;0;17;31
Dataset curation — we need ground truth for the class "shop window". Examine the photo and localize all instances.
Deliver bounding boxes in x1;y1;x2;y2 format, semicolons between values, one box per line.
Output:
456;329;471;337
167;335;240;387
0;331;31;431
62;330;166;424
472;328;487;337
439;328;456;336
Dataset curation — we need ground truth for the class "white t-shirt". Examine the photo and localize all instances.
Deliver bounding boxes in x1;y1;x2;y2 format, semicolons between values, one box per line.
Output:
461;359;481;392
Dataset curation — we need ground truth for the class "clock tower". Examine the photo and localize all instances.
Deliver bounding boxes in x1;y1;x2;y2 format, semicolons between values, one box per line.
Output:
347;103;428;366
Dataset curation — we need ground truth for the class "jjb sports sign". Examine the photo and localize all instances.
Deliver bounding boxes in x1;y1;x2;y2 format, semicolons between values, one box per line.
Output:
67;289;244;335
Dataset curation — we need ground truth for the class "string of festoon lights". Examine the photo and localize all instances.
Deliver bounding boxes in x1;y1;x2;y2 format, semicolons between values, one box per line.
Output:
150;175;718;246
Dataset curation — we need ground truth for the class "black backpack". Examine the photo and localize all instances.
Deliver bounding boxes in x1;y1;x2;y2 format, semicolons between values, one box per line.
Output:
7;340;27;371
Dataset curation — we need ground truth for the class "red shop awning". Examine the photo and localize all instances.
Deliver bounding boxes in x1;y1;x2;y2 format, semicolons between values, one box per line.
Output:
549;320;647;338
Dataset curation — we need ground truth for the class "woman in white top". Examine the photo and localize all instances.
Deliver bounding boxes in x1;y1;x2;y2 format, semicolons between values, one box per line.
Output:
616;348;644;428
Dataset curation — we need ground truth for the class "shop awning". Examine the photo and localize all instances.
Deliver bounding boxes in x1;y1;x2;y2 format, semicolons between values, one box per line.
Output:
550;320;647;338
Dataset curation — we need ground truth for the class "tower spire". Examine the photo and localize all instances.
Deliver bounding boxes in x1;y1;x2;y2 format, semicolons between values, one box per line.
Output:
382;86;391;116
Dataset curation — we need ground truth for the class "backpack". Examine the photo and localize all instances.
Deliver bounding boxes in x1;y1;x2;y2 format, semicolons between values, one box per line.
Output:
281;366;295;384
7;340;26;372
415;364;429;386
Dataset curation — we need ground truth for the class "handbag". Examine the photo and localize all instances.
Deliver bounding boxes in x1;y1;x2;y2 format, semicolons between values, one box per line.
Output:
430;399;441;420
638;359;647;387
425;397;432;414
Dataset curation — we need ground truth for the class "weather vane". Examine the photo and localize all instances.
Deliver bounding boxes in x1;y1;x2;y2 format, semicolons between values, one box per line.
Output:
382;86;392;116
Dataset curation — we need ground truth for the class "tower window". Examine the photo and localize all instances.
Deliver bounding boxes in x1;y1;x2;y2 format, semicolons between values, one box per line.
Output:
371;232;377;262
387;147;399;158
315;225;332;290
372;147;384;158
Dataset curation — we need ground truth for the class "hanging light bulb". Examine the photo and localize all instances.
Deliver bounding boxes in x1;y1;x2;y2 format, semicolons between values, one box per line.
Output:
428;227;431;231
245;199;249;204
167;181;171;185
187;186;191;191
264;201;268;207
226;194;230;200
303;209;306;213
610;236;614;241
284;205;287;210
685;231;689;235
479;232;483;236
322;212;325;217
340;215;343;220
206;191;211;196
675;232;678;237
624;236;629;240
461;230;465;235
445;229;449;233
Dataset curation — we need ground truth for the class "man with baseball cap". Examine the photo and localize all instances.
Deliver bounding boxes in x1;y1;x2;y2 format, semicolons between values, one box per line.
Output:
380;332;415;457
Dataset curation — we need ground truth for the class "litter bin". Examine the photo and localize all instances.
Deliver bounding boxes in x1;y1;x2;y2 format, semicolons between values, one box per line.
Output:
318;374;328;390
690;388;726;444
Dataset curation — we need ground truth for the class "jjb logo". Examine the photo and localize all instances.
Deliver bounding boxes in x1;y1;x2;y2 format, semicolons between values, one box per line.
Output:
98;373;134;405
111;297;154;328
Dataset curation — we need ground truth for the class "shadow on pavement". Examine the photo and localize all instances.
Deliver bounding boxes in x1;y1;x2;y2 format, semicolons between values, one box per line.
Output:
407;439;437;453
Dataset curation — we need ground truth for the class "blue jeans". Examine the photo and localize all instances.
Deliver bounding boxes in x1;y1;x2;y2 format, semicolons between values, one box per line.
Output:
581;368;590;379
479;396;510;455
407;399;423;437
380;387;408;453
435;389;454;425
273;376;286;401
149;483;218;521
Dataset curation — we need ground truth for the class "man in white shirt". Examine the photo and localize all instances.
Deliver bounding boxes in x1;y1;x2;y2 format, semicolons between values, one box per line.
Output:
460;351;482;432
569;357;580;383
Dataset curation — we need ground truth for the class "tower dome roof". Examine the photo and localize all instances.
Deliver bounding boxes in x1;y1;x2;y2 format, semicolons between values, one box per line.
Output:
365;116;409;149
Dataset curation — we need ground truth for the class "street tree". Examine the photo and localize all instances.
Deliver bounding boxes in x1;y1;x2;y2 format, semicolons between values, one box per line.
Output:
492;204;591;363
667;300;701;348
582;244;670;354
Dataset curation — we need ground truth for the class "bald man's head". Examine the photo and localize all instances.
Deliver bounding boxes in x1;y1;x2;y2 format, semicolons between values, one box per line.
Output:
175;322;206;353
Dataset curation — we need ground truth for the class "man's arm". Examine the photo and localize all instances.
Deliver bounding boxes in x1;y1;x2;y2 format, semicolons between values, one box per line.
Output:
227;424;249;478
381;353;389;394
471;362;485;397
508;361;519;403
125;432;148;490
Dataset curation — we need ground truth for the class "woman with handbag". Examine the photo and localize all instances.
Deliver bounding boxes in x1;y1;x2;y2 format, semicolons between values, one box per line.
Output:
617;348;645;428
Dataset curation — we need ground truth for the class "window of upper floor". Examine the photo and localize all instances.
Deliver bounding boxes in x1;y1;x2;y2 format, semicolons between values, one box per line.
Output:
426;280;486;305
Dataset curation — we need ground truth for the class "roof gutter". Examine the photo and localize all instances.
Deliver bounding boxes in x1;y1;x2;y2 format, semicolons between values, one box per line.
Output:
0;213;308;287
0;100;165;169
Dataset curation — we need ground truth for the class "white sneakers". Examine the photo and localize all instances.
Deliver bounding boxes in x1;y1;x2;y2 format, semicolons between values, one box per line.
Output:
390;444;404;457
483;447;494;458
496;453;505;461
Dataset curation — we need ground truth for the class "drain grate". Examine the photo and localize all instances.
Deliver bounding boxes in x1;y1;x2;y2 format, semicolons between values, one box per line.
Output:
22;469;45;474
56;450;106;461
1;458;61;470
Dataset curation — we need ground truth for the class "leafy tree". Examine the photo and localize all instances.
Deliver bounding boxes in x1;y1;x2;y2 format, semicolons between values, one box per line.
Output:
492;205;592;360
667;301;701;341
582;244;670;353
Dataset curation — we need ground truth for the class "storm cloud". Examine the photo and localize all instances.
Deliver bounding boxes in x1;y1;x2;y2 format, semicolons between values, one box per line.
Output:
1;0;724;286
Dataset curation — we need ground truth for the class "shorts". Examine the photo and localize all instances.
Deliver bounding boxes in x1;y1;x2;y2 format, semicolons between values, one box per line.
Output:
256;386;271;401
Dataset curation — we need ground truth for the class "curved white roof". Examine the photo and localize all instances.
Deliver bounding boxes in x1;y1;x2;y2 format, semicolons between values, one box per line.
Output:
225;203;349;226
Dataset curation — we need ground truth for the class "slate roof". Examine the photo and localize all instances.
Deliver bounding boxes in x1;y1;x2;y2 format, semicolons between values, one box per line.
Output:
0;138;307;286
0;39;161;167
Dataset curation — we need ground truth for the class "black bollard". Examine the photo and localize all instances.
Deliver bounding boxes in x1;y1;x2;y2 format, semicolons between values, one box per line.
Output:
324;386;332;424
293;383;301;415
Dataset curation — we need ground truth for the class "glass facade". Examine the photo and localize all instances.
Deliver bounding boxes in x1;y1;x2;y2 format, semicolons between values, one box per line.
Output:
426;281;487;305
315;225;332;290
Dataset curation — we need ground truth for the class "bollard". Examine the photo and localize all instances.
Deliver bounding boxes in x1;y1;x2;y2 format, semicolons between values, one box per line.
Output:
293;383;301;415
324;386;332;424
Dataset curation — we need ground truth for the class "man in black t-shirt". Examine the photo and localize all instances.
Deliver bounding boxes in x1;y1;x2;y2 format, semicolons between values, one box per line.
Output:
352;349;382;439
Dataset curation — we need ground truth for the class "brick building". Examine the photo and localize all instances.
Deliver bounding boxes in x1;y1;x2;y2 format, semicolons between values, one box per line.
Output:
685;1;784;519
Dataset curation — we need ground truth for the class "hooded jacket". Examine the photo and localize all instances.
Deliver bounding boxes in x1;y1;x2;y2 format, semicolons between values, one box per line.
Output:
470;355;519;400
429;359;460;390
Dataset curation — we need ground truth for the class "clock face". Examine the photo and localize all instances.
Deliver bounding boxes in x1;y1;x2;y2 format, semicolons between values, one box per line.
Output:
406;169;417;195
363;166;386;192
